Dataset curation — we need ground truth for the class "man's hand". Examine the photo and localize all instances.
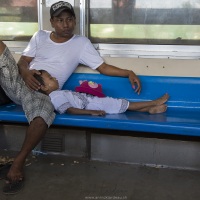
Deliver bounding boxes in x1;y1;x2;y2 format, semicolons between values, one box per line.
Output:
128;71;141;95
97;63;142;95
21;69;41;91
17;55;41;91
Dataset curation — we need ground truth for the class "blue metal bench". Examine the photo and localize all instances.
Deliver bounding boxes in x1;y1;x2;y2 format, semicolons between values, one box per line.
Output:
0;73;200;136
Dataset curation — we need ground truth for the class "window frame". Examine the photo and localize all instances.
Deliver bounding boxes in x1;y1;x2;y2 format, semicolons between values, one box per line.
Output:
2;0;42;54
81;0;200;59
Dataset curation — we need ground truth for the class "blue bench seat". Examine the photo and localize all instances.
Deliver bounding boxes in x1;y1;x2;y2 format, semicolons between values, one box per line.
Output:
0;73;200;137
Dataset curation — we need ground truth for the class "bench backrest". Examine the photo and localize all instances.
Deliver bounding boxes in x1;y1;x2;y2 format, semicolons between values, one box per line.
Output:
63;73;200;111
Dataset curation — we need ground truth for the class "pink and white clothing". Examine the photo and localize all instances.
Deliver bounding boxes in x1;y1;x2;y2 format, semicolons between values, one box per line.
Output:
49;90;129;114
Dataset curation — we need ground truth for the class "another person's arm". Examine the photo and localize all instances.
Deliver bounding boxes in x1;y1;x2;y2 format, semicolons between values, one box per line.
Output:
67;107;106;116
97;62;141;95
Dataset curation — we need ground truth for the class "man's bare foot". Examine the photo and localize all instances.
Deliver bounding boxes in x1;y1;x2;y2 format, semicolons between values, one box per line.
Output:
149;104;167;114
2;160;25;194
153;93;169;106
3;164;24;195
6;162;24;182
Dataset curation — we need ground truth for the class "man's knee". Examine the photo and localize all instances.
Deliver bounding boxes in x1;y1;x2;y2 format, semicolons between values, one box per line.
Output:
0;41;6;55
30;117;48;129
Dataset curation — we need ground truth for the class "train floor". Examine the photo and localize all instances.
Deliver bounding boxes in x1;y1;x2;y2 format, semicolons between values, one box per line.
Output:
0;152;200;200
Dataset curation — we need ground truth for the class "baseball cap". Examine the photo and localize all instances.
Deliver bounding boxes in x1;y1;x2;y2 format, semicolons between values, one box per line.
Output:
75;80;106;98
50;1;75;18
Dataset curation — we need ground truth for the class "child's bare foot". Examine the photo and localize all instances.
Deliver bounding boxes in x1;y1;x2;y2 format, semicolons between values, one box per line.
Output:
153;93;169;106
149;104;167;114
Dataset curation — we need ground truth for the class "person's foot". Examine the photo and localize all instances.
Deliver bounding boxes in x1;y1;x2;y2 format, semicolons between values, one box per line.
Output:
149;104;167;114
3;162;24;195
153;93;169;106
3;178;24;195
6;162;24;182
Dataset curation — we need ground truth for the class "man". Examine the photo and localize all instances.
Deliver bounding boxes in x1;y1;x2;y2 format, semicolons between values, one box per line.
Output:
0;1;141;194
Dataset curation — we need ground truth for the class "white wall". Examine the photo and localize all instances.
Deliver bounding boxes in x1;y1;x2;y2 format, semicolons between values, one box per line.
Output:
75;57;200;77
13;53;200;77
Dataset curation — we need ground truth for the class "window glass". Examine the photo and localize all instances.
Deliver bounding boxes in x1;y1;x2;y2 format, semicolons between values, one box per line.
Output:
0;0;38;41
89;0;200;45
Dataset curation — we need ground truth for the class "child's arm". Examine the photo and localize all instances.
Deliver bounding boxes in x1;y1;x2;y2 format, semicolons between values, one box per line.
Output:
67;107;106;116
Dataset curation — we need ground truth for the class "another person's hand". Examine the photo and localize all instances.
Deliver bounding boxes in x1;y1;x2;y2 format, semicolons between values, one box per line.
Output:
21;69;41;91
91;110;106;116
128;71;141;95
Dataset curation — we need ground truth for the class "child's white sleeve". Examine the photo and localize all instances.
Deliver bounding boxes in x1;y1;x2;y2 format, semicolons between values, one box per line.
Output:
49;91;72;114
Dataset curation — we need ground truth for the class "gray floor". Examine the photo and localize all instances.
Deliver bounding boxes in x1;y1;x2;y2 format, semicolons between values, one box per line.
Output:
0;153;200;200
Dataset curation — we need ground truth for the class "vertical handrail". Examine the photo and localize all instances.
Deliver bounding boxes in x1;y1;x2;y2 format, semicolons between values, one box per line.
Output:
80;0;88;36
38;0;43;30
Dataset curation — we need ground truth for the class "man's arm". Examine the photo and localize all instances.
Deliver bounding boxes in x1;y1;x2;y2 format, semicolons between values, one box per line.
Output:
17;55;41;90
67;107;106;116
96;62;141;94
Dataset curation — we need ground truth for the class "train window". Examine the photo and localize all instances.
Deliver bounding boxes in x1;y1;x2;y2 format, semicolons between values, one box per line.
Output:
85;0;200;58
0;0;39;42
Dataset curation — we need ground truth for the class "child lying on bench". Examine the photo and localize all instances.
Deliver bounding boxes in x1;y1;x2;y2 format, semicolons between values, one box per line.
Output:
34;70;169;116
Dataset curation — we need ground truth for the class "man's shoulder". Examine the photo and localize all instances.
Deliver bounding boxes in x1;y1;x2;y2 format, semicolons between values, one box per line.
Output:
36;30;51;37
73;35;90;43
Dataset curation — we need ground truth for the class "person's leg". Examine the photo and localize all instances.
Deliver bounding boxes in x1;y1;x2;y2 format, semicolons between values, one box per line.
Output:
6;89;55;184
0;41;55;190
127;93;169;114
0;41;22;104
86;95;130;114
0;41;6;54
134;104;167;114
6;117;48;182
